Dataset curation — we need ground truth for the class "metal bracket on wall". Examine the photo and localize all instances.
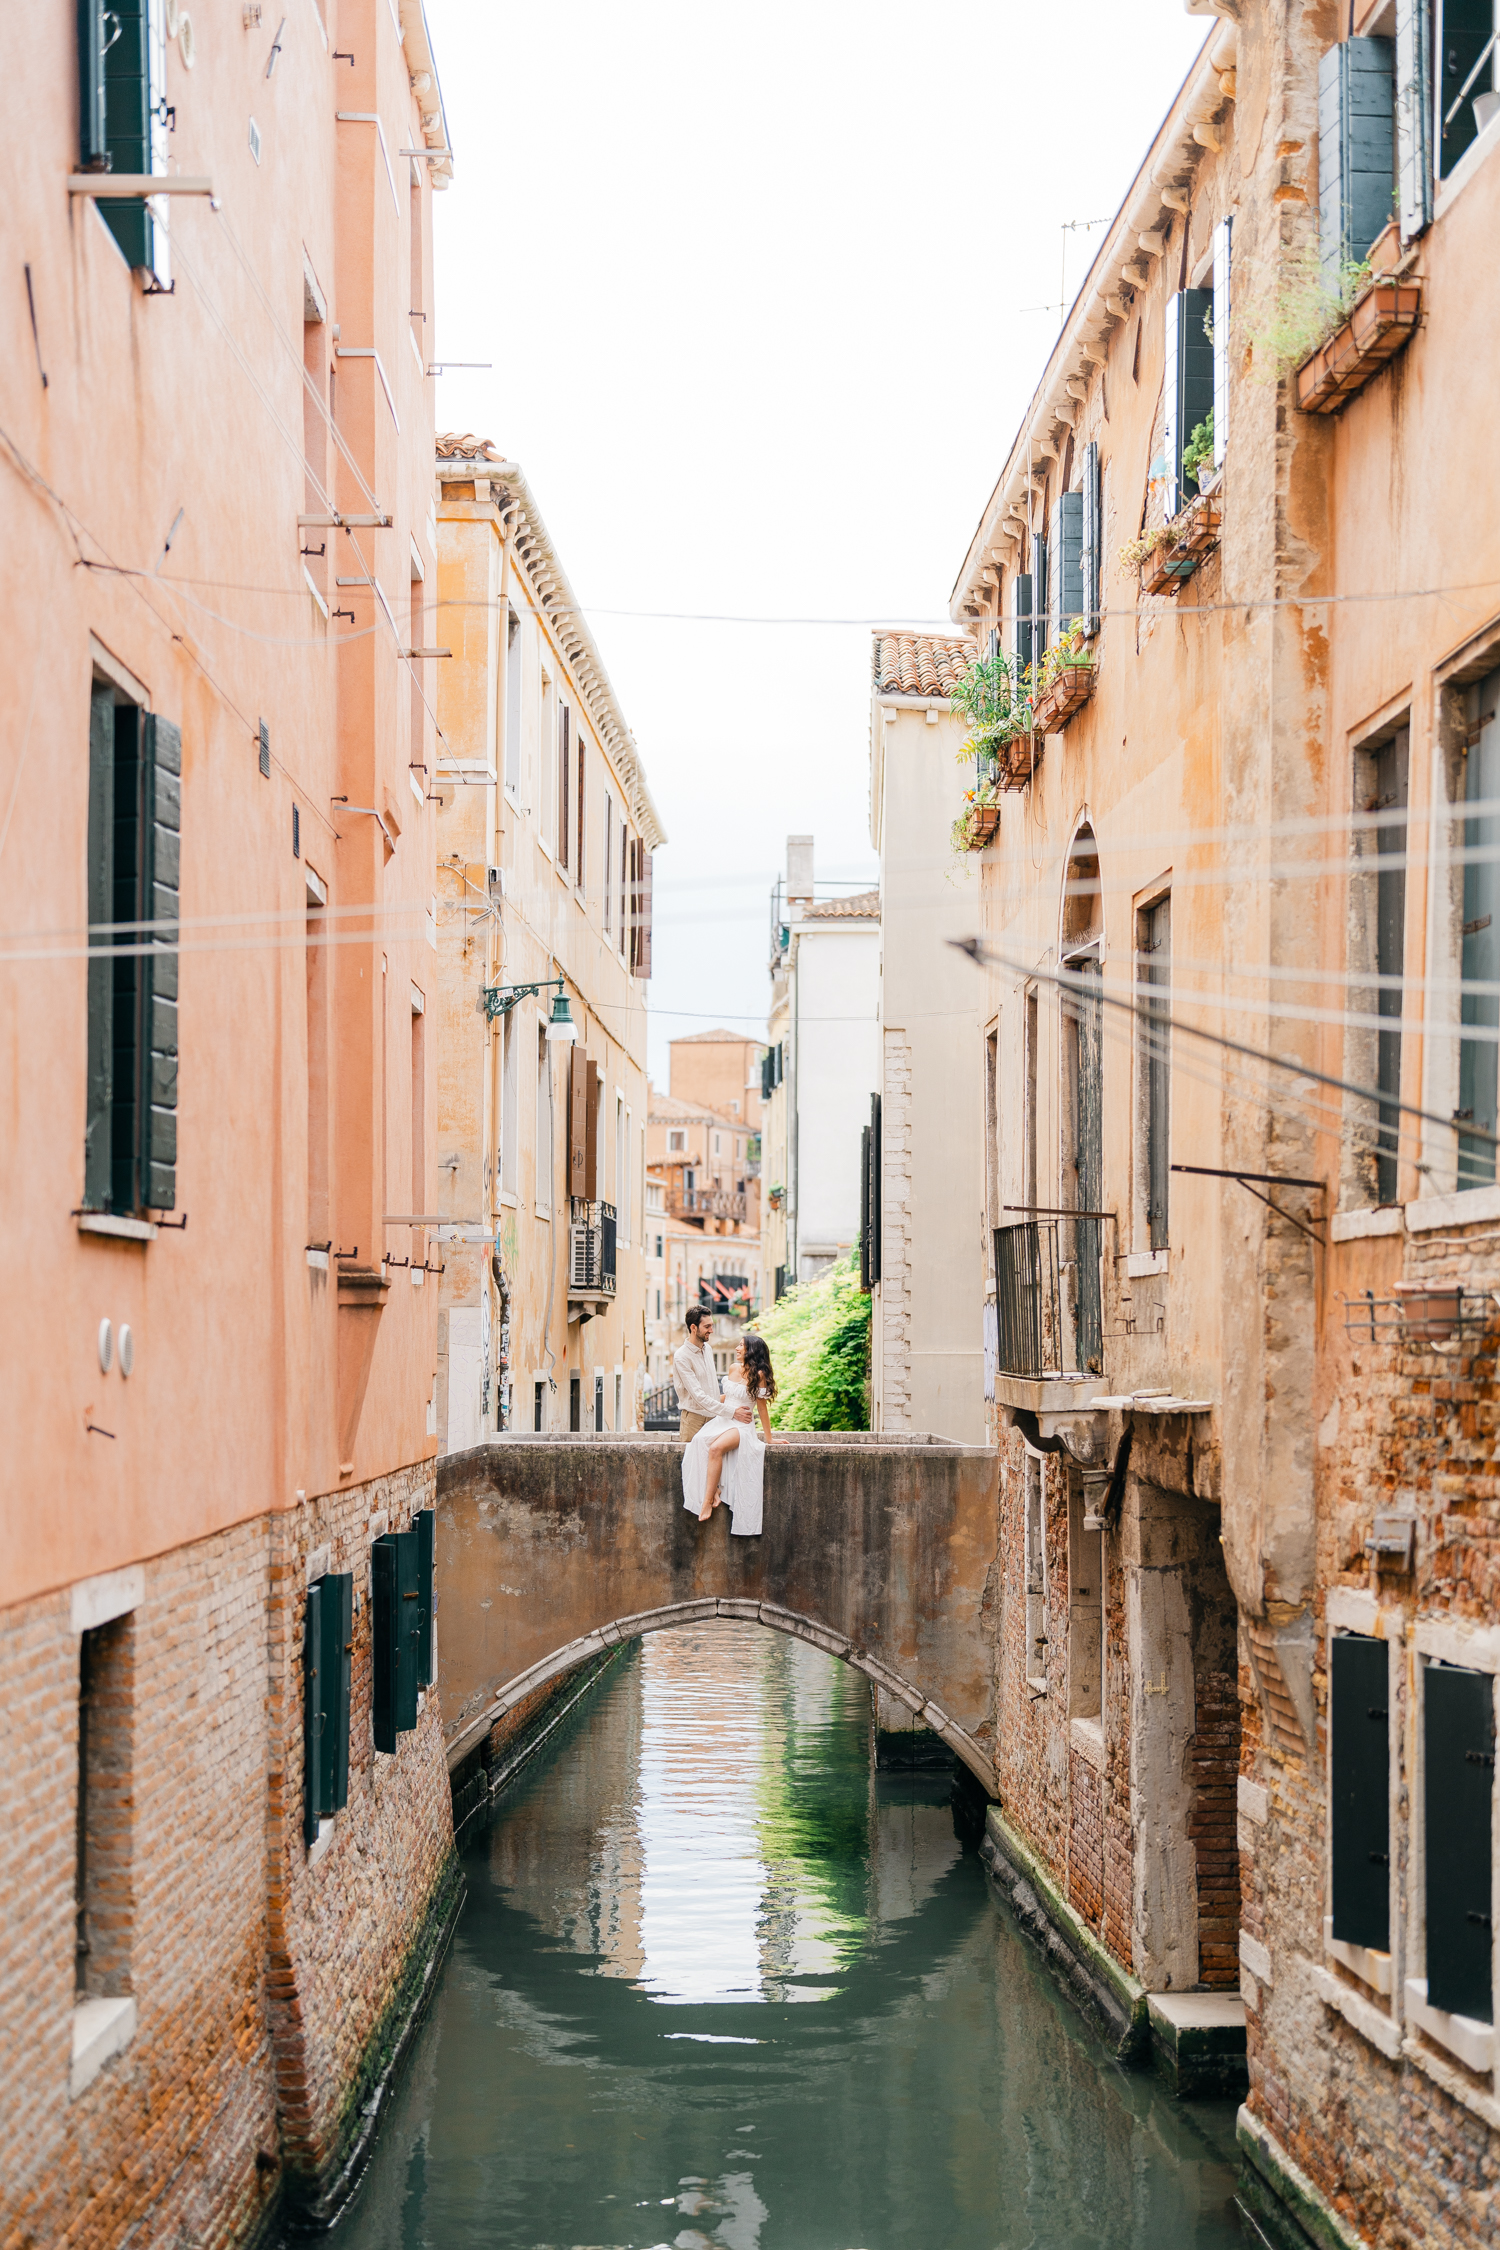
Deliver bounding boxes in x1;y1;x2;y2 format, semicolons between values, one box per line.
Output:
1170;1164;1326;1246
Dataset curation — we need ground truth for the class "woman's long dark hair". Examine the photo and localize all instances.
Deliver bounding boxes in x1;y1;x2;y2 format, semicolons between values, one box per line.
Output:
742;1332;776;1403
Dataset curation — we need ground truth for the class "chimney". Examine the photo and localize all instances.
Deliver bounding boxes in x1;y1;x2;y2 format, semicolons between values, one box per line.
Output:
786;834;814;910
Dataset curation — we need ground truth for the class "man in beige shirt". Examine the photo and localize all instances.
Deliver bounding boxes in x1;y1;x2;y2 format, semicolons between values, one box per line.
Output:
673;1309;748;1442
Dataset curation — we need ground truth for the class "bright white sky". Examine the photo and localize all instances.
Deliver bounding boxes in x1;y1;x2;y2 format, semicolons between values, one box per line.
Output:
430;1;1210;1087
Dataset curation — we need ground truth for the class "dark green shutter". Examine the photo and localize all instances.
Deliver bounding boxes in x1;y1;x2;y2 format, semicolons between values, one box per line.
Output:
859;1125;871;1291
140;715;180;1209
415;1509;435;1688
1331;1633;1391;1951
101;0;152;269
1057;491;1084;634
1397;0;1433;240
77;1;109;169
1031;535;1049;662
1319;38;1396;284
395;1528;421;1729
1457;671;1500;1188
1424;1661;1495;2021
372;1535;397;1752
327;1572;352;1811
1437;0;1492;178
1012;572;1034;675
109;708;143;1214
1164;291;1214;520
1080;443;1101;637
303;1583;328;1844
85;688;116;1209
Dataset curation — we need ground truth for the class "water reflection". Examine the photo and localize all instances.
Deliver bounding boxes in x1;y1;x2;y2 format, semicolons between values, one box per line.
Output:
333;1622;1244;2250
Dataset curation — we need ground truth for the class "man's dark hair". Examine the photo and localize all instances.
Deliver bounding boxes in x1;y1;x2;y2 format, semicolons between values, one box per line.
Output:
685;1306;711;1333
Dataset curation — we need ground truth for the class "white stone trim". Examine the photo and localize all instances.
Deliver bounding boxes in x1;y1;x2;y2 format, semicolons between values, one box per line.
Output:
1406;1181;1500;1232
1330;1205;1404;1242
1404;1979;1495;2074
1124;1248;1169;1277
1310;1963;1402;2058
1237;1775;1268;1825
71;1995;136;2098
1325;1586;1379;1635
1069;1716;1105;1771
1239;1930;1272;1986
70;1567;144;1634
1402;2028;1500;2131
1413;1615;1500;1671
1323;1917;1393;1996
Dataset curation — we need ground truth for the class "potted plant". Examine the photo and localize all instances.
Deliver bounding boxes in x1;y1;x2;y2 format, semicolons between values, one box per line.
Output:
951;778;1004;853
1031;623;1097;732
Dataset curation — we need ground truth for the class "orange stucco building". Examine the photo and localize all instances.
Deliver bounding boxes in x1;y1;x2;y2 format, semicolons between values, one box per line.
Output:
1;4;460;2238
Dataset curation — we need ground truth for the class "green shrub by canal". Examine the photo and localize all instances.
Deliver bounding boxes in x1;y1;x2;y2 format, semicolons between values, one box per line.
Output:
754;1249;870;1430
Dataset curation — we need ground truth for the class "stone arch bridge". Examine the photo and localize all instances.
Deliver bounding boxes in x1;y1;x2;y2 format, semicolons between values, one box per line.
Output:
436;1433;1000;1794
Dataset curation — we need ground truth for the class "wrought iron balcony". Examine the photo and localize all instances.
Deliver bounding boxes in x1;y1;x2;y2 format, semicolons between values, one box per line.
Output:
993;1215;1106;1381
667;1186;748;1223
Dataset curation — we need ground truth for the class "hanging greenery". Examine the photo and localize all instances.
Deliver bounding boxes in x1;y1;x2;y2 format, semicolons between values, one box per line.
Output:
755;1250;871;1431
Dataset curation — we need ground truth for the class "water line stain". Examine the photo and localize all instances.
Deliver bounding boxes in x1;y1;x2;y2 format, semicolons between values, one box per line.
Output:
327;1621;1245;2249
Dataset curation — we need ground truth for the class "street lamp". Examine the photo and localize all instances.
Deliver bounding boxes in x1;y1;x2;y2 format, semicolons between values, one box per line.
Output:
545;991;578;1044
482;972;579;1037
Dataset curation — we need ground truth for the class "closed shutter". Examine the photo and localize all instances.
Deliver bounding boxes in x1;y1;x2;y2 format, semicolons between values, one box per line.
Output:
869;1093;881;1285
101;0;152;270
568;1048;588;1198
1320;38;1397;283
414;1511;434;1690
584;1057;600;1198
1165;290;1214;519
85;688;116;1209
1079;443;1101;636
1057;492;1084;635
327;1571;352;1810
1396;0;1434;241
1437;0;1492;177
1011;572;1034;676
1424;1661;1494;2020
302;1579;328;1843
141;714;180;1210
1031;534;1049;663
372;1534;397;1753
1212;219;1232;468
1331;1633;1391;1950
77;0;109;168
1457;669;1500;1188
109;711;144;1215
634;847;653;980
626;838;638;970
394;1527;421;1734
558;705;570;868
859;1124;871;1291
601;1201;617;1284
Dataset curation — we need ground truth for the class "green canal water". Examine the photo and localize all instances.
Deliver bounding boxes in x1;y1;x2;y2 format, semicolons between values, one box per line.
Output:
335;1621;1246;2249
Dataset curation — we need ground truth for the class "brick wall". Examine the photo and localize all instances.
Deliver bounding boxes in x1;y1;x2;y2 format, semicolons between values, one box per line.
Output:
0;1466;457;2249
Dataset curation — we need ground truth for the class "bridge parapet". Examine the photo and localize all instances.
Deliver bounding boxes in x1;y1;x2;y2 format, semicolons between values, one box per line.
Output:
435;1434;1000;1794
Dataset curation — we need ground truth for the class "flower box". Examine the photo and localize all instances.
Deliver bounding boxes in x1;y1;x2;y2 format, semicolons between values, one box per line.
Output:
1295;282;1422;415
963;802;1001;848
1003;735;1034;783
1393;1280;1465;1343
1139;490;1224;595
1031;664;1095;734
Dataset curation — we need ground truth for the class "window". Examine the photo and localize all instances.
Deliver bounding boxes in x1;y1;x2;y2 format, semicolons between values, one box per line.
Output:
1079;441;1103;634
76;1612;135;1998
569;1372;582;1431
409;553;425;773
1023;1452;1048;1684
619;820;628;952
1067;1479;1102;1723
669;1128;686;1153
1136;895;1171;1250
540;674;555;845
1318;41;1394;282
557;703;571;869
1049;489;1083;643
1436;0;1496;182
594;1373;605;1431
1457;670;1500;1187
78;0;169;285
1421;1657;1494;2022
85;681;180;1215
500;1011;518;1198
615;1372;623;1429
409;165;424;352
1374;731;1408;1201
576;733;587;891
303;1569;352;1846
617;1097;627;1230
1330;1632;1391;1952
307;881;329;1241
410;989;426;1213
713;1133;721;1155
533;1379;545;1432
656;1288;662;1319
1024;988;1039;1211
984;1027;1000;1243
1164;287;1214;520
656;1232;664;1257
504;608;522;796
1396;0;1433;238
535;1026;553;1214
604;795;614;935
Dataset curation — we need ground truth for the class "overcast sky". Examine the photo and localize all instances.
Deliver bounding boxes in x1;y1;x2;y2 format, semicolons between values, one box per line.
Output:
430;1;1210;1087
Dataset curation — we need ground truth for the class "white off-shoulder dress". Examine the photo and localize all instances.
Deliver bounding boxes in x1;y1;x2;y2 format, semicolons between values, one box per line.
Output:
681;1378;767;1537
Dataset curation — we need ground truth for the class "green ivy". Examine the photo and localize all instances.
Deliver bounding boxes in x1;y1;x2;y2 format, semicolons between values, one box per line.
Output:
755;1250;871;1430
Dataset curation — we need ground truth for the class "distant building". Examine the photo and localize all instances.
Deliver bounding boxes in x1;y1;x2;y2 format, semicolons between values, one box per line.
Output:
646;1088;763;1381
433;441;664;1442
764;837;879;1285
867;633;986;1440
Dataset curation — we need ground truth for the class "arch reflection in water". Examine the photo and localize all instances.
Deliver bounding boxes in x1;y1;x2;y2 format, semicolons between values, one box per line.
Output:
331;1622;1243;2250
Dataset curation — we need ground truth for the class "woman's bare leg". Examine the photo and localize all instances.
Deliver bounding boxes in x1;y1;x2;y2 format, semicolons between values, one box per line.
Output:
698;1426;740;1520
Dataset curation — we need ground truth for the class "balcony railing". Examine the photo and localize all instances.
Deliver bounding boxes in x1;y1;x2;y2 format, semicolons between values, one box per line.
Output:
643;1383;680;1431
994;1216;1107;1381
668;1187;748;1223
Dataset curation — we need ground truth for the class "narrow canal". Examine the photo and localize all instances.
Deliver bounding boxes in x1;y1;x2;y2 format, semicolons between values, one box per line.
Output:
336;1622;1246;2249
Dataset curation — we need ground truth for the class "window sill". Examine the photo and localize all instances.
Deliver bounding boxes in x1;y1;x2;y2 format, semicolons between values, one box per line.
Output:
1125;1249;1168;1278
1025;1674;1048;1697
1404;1978;1495;2075
1069;1716;1105;1771
1323;1917;1392;1995
1406;1182;1500;1233
71;1994;137;2099
1329;1205;1404;1243
308;1815;336;1866
76;1212;156;1243
1403;2028;1500;2129
1310;1963;1401;2059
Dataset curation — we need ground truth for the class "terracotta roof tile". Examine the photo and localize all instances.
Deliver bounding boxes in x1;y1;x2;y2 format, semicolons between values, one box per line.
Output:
872;630;973;700
803;888;880;920
435;431;503;460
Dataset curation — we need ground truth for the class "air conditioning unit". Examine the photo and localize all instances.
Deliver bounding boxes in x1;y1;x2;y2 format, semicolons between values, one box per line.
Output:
569;1222;602;1292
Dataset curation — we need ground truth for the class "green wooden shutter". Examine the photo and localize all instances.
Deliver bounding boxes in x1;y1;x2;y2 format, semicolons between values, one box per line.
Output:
110;708;143;1215
1331;1633;1391;1951
303;1581;329;1843
101;0;152;269
77;0;110;169
85;688;116;1209
1080;443;1101;636
395;1527;421;1731
859;1124;872;1292
1424;1661;1495;2019
1012;571;1034;675
1457;670;1500;1188
327;1572;352;1811
1031;534;1049;662
1165;291;1214;519
372;1534;397;1753
141;715;180;1210
1437;0;1493;178
1397;0;1434;240
1057;492;1084;634
415;1510;435;1689
1320;39;1397;284
1212;219;1232;469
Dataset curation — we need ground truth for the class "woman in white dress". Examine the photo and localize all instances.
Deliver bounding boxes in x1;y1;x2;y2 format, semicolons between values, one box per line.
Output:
681;1335;777;1537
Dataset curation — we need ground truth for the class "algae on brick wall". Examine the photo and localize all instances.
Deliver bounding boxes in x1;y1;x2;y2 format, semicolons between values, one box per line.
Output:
754;1251;870;1431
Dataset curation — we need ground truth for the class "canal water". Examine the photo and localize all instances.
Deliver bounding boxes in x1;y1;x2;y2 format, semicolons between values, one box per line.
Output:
336;1622;1246;2250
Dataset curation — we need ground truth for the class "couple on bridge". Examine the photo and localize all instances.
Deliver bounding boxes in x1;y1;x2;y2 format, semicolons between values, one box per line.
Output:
673;1305;778;1536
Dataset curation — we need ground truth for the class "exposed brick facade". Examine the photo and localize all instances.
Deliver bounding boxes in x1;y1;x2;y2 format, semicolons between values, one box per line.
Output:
0;1466;455;2250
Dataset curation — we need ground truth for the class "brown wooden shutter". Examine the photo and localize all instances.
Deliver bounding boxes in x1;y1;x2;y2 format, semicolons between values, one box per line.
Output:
584;1059;599;1199
576;737;586;888
634;847;653;980
558;704;570;868
568;1046;588;1197
626;837;639;970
